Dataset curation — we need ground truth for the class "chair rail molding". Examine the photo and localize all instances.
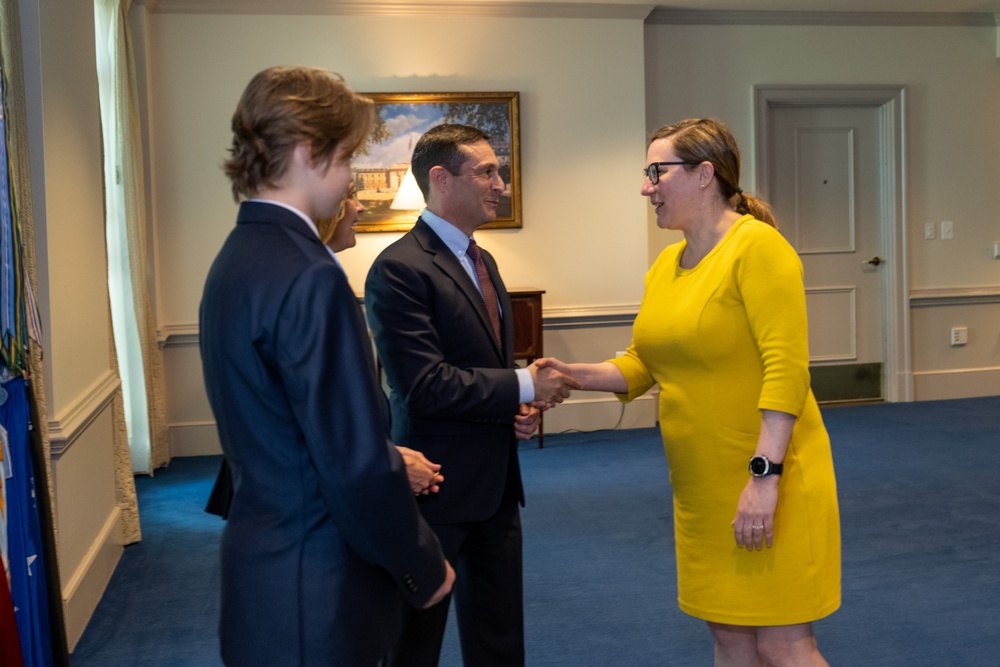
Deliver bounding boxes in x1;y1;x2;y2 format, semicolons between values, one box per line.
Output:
49;370;121;457
909;286;1000;307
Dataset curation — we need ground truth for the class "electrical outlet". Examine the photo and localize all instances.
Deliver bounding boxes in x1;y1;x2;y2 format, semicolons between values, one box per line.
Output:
950;326;968;346
940;220;954;240
924;222;935;240
615;350;627;357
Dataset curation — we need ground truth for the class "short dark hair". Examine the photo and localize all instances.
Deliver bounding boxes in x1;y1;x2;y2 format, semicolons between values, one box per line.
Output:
223;66;373;201
410;124;490;199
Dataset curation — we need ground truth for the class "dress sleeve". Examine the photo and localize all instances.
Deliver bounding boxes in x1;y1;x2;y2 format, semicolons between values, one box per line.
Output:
736;225;812;417
606;347;656;402
604;246;677;403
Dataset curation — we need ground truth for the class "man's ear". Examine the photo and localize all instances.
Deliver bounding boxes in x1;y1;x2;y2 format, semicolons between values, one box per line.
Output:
292;141;316;171
429;165;450;194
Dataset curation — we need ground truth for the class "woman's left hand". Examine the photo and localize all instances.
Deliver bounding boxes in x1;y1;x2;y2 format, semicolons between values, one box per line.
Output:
733;409;794;550
732;476;779;551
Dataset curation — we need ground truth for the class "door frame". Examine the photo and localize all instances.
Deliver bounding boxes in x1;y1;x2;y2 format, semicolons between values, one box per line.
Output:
753;85;911;402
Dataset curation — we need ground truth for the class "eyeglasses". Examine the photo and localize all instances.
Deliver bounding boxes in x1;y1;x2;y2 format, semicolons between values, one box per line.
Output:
644;161;696;184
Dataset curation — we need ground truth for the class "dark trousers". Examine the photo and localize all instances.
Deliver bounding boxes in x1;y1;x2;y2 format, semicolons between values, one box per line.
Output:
387;487;524;667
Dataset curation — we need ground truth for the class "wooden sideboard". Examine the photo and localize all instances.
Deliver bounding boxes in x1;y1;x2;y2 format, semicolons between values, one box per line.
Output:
509;289;545;447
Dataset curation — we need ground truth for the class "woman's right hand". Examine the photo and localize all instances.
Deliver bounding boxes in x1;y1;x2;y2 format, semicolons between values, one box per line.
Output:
533;358;629;394
396;446;443;495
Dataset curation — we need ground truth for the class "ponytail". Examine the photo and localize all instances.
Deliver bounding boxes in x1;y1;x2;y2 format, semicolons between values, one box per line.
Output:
653;118;780;229
733;191;777;229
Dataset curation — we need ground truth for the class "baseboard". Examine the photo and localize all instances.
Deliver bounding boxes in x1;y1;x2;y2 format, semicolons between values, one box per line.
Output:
168;396;659;456
169;421;222;457
912;367;1000;401
540;392;658;436
63;507;123;652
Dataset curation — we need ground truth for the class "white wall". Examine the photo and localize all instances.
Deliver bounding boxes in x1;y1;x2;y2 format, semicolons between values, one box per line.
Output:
148;10;654;448
645;18;1000;399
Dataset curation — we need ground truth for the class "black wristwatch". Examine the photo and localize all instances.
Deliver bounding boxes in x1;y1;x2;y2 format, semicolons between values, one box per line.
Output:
748;454;783;478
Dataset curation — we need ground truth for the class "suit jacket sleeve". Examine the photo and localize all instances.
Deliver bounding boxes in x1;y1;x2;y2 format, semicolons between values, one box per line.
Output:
366;246;521;423
275;260;445;607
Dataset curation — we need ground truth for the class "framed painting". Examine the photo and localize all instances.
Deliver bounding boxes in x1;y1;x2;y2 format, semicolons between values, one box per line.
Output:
353;92;521;232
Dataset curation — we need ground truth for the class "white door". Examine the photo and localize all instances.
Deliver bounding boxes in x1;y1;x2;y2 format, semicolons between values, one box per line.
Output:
769;105;884;401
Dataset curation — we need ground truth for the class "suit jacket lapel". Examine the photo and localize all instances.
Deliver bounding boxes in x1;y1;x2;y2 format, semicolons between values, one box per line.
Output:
412;219;506;361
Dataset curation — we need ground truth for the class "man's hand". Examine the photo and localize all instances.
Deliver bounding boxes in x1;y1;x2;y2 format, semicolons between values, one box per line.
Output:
528;360;582;409
396;446;443;495
513;403;541;441
423;561;456;608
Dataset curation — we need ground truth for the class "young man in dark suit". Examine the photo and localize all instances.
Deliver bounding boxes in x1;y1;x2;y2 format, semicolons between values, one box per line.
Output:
200;66;453;667
365;124;580;666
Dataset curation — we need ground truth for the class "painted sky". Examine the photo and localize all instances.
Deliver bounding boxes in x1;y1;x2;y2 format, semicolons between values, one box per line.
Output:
352;103;446;169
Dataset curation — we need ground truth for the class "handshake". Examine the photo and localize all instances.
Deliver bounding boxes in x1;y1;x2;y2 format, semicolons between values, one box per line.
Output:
527;357;581;411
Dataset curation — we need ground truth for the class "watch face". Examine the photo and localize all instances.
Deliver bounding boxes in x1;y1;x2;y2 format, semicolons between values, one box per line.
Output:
749;456;769;475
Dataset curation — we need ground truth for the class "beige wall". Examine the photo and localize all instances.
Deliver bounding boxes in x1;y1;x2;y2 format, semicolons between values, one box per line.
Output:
147;11;653;446
18;4;1000;647
149;13;649;317
155;12;1000;450
18;0;125;649
646;18;1000;399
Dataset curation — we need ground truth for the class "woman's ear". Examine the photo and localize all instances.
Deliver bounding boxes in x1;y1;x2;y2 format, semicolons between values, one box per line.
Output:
698;160;716;188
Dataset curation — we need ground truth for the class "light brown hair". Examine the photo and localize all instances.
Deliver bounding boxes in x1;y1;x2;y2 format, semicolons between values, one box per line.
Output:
652;118;776;228
223;66;373;201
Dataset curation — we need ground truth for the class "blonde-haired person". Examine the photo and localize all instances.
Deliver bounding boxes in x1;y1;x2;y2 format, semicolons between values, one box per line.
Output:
539;118;840;666
318;184;445;495
316;181;363;252
200;66;453;666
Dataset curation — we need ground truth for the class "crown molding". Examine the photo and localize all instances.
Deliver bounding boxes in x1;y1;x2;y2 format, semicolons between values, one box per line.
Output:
646;8;997;26
151;0;655;19
142;1;997;25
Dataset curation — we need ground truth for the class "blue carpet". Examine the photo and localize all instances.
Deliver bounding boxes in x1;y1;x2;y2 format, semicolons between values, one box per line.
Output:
71;396;1000;666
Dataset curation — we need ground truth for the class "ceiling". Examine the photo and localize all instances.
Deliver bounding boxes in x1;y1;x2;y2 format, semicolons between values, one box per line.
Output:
645;0;996;12
148;0;1000;16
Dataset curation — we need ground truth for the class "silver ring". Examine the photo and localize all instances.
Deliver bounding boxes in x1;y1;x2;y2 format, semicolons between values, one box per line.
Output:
751;525;763;531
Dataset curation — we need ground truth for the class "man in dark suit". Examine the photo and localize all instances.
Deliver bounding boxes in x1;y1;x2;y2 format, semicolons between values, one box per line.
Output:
365;124;580;667
200;66;453;667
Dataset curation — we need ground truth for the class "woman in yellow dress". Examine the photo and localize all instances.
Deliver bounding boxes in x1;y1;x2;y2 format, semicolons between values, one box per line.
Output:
540;118;840;666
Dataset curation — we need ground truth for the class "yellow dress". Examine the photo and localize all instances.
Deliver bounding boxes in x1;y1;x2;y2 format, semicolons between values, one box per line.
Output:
609;215;841;626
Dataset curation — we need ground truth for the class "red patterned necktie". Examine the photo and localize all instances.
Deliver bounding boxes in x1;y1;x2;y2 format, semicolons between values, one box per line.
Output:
467;238;502;347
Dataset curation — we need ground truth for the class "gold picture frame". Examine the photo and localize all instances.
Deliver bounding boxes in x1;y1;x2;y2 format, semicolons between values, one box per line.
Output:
353;92;521;232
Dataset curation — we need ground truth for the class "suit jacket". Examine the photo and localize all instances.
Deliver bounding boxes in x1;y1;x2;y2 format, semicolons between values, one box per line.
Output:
200;202;445;666
365;218;524;526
